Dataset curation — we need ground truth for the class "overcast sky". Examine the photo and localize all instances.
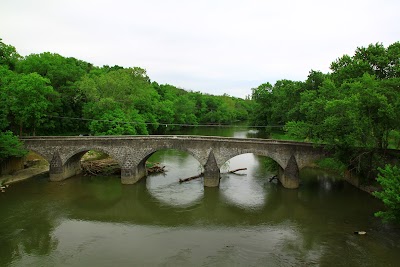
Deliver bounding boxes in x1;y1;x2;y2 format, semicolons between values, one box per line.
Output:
1;0;399;98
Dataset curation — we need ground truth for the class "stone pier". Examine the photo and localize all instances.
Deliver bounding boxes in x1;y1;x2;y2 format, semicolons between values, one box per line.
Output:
278;155;300;189
203;151;220;187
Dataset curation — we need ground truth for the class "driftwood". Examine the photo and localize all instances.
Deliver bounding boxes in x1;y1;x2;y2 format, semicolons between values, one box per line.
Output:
81;159;120;176
228;168;247;173
354;231;367;235
81;158;166;176
179;168;247;183
0;185;9;193
269;175;278;182
147;165;166;174
179;173;203;183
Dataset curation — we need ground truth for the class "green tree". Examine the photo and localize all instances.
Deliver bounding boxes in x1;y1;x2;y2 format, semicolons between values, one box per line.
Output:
6;73;58;135
0;131;27;161
154;100;175;127
330;42;400;84
284;121;311;140
16;52;91;89
250;82;273;126
0;45;26;159
270;80;304;124
0;66;15;129
16;52;93;134
251;80;305;127
373;165;400;223
78;67;160;134
174;94;198;125
0;38;21;70
83;98;148;135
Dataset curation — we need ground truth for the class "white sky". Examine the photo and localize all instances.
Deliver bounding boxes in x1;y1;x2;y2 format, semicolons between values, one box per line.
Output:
1;0;399;98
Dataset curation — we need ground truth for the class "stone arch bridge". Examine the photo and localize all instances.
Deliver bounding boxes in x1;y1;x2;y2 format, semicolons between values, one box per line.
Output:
20;135;328;189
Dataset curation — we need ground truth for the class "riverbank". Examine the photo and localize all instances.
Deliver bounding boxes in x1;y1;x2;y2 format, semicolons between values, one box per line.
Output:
0;164;49;186
343;170;380;195
312;158;381;195
0;152;50;186
0;157;166;187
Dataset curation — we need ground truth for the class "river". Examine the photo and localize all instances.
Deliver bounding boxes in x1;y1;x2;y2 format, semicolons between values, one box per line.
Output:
1;126;399;266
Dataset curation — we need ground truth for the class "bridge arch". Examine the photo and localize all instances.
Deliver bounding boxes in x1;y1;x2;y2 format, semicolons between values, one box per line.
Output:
139;146;204;168
62;147;124;167
50;147;125;182
24;148;53;164
217;149;286;170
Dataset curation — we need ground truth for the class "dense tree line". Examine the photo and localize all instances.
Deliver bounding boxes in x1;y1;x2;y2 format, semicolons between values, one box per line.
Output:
251;42;400;182
0;38;252;161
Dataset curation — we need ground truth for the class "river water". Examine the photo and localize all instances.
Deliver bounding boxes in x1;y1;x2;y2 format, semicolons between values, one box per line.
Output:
1;126;399;266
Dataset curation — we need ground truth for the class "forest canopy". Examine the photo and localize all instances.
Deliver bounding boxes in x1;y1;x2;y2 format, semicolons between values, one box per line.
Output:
251;41;400;183
0;38;252;140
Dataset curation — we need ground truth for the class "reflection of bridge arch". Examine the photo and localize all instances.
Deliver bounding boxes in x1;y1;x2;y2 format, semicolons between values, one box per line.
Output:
139;146;203;170
20;136;328;189
67;178;313;227
144;148;204;208
220;150;285;170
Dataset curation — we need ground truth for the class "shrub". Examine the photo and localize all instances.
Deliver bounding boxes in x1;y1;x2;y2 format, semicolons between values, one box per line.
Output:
373;165;400;223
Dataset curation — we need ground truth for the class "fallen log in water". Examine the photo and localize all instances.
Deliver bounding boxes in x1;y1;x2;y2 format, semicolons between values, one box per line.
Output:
228;168;247;174
269;175;278;182
179;173;203;183
179;168;247;183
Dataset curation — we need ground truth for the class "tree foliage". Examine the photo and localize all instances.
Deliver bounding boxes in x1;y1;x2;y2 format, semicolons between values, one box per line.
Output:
250;42;400;183
0;38;253;143
7;73;58;135
0;38;21;70
373;165;400;223
0;131;27;161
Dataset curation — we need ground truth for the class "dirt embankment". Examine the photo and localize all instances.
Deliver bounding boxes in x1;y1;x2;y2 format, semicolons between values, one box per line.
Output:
344;170;380;195
0;159;49;186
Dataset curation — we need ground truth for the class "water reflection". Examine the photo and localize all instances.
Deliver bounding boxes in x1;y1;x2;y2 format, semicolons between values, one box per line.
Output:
0;181;61;266
145;151;275;211
146;149;204;207
170;125;267;139
2;124;400;266
220;154;268;210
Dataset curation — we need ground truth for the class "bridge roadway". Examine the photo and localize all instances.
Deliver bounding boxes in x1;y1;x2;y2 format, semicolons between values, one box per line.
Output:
20;135;328;189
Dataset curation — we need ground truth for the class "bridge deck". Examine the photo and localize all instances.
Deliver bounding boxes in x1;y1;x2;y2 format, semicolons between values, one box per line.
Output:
20;135;315;147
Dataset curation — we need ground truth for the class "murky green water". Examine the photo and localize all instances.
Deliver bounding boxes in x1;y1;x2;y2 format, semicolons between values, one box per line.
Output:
1;126;399;266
